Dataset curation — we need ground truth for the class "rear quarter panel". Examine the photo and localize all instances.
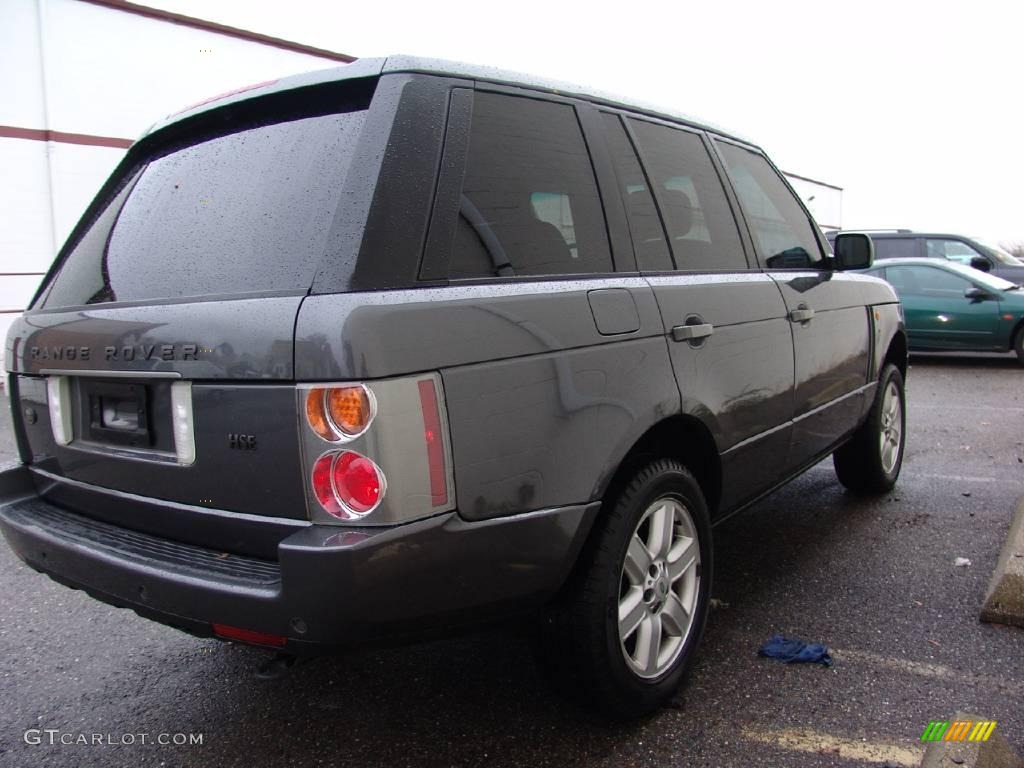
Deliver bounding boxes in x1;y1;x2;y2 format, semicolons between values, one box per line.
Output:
295;278;682;520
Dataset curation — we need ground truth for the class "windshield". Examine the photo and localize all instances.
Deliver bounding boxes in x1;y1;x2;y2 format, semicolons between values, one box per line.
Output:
944;261;1019;291
40;107;367;309
974;238;1024;266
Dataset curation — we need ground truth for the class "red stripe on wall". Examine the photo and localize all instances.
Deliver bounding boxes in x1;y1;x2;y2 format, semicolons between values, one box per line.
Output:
79;0;356;63
0;125;134;149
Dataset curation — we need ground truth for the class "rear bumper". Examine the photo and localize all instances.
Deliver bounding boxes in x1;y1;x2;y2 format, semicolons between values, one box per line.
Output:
0;464;597;653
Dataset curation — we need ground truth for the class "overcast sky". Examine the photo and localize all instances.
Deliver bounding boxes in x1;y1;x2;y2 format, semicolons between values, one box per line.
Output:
150;0;1024;245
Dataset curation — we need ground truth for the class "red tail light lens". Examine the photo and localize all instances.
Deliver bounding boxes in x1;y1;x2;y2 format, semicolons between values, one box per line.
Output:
332;451;384;514
310;450;386;520
311;452;341;516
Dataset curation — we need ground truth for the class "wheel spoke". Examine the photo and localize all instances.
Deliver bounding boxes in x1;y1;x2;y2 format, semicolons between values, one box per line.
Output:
667;537;697;582
648;502;675;560
635;614;663;675
618;587;647;639
623;534;652;585
617;493;702;679
661;593;690;636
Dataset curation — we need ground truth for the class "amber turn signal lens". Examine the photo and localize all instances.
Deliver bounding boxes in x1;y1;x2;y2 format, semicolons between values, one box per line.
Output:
305;389;335;442
326;386;374;437
304;385;376;442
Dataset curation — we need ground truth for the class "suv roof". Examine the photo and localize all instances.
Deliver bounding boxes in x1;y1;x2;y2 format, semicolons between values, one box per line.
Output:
145;54;756;147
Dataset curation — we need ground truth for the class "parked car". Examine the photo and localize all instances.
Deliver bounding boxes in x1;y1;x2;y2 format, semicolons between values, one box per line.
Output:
0;56;907;718
863;258;1024;362
826;230;1024;284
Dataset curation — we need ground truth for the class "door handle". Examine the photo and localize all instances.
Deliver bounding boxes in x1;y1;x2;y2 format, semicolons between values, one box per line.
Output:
789;306;815;323
671;323;714;342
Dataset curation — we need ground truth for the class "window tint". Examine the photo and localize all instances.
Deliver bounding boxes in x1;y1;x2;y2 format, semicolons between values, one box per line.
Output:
448;92;611;278
873;238;920;260
716;142;823;269
925;238;986;266
600;113;672;271
885;266;972;296
42;109;367;308
629;120;745;271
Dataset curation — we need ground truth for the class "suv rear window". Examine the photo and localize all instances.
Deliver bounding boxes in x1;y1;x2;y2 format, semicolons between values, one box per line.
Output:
40;108;367;308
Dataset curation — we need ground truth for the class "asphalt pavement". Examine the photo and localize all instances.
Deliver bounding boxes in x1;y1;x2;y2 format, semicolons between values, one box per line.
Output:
0;354;1021;768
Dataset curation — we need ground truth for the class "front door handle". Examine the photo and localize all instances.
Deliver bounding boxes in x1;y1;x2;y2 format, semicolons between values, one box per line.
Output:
671;323;714;342
789;306;815;323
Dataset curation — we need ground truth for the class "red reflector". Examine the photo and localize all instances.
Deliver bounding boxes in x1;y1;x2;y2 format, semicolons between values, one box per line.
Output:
417;379;447;506
212;624;287;648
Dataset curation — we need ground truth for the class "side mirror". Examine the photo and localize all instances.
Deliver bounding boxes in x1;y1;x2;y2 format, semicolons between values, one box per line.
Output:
833;232;874;270
969;256;991;272
964;286;990;301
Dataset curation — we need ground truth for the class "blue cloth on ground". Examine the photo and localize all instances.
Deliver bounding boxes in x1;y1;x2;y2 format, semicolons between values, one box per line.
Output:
758;634;833;666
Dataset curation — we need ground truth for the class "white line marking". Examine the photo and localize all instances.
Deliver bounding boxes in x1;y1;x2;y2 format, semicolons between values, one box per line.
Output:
742;726;924;766
831;648;1024;696
915;473;996;483
912;404;1024;413
808;466;1004;484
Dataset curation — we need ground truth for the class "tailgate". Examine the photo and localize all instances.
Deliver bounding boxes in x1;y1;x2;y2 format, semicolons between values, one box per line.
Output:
6;298;309;520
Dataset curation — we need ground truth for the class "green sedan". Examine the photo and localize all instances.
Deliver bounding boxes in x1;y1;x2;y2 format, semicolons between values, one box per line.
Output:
863;258;1024;364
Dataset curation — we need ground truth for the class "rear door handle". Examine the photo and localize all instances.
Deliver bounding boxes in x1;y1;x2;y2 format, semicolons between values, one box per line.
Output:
789;306;815;323
671;323;714;342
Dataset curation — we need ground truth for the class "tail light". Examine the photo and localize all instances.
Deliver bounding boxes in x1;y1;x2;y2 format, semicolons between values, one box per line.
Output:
310;450;386;520
297;373;454;525
46;376;72;446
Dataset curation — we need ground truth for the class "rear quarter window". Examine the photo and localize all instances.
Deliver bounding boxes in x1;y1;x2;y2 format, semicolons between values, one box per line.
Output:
446;91;612;279
40;107;367;308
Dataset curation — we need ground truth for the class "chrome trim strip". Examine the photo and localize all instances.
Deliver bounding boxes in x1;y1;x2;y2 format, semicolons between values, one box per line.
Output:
27;467;311;528
38;369;182;379
721;382;875;456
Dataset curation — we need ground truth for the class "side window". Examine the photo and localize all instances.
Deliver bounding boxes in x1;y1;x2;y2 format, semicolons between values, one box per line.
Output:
715;142;823;269
874;238;919;260
448;92;612;278
599;113;672;271
886;266;971;296
925;238;986;266
628;119;746;271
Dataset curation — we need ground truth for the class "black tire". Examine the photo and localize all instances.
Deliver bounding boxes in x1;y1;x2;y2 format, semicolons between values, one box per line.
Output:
1014;326;1024;365
537;459;712;720
833;363;906;494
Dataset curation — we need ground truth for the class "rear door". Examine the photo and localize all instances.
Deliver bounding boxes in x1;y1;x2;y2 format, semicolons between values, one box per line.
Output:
713;139;871;470
600;113;795;512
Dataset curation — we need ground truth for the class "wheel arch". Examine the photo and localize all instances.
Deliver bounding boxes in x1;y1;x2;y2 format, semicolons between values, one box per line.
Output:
596;415;723;519
1009;317;1024;353
883;330;908;379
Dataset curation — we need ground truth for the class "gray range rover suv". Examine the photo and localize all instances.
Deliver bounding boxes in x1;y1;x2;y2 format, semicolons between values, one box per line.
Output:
0;57;907;717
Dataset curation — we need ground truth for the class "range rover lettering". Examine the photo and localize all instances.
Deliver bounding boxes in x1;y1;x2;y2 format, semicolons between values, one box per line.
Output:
0;57;907;718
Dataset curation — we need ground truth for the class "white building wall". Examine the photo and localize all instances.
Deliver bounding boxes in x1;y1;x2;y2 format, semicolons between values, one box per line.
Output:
785;174;844;232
